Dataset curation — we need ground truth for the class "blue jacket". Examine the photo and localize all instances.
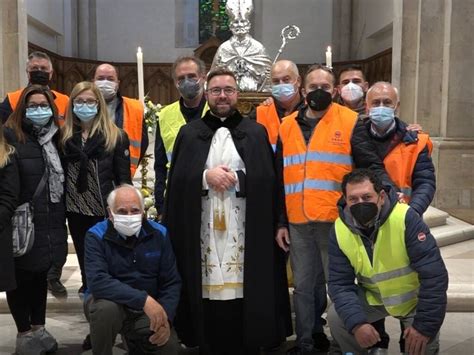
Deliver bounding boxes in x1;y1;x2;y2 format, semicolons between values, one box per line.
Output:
85;219;181;322
328;187;448;338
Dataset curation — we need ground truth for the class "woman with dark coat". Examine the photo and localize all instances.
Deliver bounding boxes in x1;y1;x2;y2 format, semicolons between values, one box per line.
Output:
0;119;19;292
4;85;67;355
60;81;131;294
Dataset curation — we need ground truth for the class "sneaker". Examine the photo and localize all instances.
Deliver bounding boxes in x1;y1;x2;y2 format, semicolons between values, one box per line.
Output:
47;279;66;296
368;347;389;355
15;332;46;355
82;334;92;351
312;332;330;352
32;327;58;353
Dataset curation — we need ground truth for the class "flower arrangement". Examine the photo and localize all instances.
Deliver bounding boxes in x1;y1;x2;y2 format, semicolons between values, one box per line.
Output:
144;98;162;134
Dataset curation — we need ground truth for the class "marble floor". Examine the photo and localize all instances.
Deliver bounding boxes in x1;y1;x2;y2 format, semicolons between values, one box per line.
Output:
0;240;473;354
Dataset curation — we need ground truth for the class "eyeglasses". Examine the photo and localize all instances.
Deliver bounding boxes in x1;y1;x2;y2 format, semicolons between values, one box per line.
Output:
26;103;50;110
207;87;238;96
73;99;98;108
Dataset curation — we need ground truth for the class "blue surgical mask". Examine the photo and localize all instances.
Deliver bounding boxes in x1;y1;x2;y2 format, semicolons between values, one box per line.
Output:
369;106;395;129
25;107;52;126
73;104;98;122
272;83;296;102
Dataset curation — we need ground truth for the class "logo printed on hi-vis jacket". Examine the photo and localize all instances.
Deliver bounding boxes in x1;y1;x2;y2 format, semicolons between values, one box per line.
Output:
331;130;344;146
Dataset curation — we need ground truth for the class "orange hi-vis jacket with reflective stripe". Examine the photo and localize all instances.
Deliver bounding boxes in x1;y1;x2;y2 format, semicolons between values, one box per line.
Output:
122;97;144;177
256;102;280;152
279;103;358;224
384;132;433;200
8;88;69;123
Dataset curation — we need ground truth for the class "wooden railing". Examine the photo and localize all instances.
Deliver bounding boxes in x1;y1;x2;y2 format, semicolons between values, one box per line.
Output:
30;43;391;105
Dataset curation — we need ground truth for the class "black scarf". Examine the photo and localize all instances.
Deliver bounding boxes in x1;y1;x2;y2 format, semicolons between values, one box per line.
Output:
64;131;105;193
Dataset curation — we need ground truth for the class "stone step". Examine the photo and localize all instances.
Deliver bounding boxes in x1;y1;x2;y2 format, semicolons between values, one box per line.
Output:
423;206;449;228
431;216;474;247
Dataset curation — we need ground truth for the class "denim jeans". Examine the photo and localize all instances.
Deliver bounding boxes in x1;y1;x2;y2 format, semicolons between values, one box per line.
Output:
327;287;440;354
289;222;332;351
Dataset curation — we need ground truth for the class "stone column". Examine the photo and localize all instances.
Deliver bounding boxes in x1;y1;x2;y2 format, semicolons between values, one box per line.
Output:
0;0;28;98
77;0;90;59
392;0;474;216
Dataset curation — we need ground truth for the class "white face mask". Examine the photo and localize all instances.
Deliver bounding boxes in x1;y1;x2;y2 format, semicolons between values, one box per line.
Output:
341;82;364;104
112;213;142;236
95;80;118;100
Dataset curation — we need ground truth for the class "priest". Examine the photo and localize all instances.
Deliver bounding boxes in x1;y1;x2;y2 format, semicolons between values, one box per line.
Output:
162;68;291;354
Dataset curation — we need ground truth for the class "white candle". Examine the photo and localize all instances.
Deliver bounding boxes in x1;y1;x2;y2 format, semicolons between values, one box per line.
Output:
325;46;332;69
137;46;145;103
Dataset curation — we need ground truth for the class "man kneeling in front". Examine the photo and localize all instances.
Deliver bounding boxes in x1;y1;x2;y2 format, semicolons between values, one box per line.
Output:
84;184;181;355
327;169;448;355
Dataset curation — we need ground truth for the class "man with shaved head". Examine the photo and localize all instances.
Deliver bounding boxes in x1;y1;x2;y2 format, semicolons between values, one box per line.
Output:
249;59;304;152
361;81;435;216
93;64;148;177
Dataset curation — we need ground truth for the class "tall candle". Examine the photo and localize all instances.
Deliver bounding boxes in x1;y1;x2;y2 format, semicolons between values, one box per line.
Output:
325;46;332;69
137;46;145;103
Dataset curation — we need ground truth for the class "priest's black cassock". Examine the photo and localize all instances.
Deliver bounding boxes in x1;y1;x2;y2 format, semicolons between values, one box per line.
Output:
162;110;292;349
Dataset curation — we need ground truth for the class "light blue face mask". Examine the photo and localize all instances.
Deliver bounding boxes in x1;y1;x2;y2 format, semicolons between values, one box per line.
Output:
369;106;395;129
73;104;98;122
25;107;52;126
272;83;296;102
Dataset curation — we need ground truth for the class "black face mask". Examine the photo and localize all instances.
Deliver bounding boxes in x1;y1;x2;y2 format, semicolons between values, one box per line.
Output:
306;89;333;111
350;202;379;227
29;70;50;86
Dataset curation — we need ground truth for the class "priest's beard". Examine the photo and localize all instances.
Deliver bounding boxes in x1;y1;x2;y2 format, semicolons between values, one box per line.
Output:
210;99;236;119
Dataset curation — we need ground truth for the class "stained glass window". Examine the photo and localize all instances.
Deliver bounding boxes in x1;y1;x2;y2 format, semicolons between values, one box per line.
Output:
199;0;231;43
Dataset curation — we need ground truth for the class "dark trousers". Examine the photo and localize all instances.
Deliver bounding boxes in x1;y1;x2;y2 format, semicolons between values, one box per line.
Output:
6;268;48;332
202;299;259;355
86;298;179;355
67;212;104;288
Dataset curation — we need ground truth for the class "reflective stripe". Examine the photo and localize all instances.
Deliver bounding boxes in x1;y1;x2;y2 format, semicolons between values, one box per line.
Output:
285;179;340;195
129;139;141;148
383;289;419;306
306;151;353;165
304;179;340;191
401;187;412;197
283;151;353;167
285;182;303;194
131;157;140;166
166;152;172;162
271;144;276;153
284;153;305;167
357;265;415;284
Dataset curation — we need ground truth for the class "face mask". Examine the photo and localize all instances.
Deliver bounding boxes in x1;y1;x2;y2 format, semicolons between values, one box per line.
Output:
306;89;333;111
29;70;50;86
112;213;143;236
25;107;52;126
350;202;379;227
73;104;98;122
272;83;297;103
95;80;118;100
341;82;364;103
178;78;201;100
369;106;395;130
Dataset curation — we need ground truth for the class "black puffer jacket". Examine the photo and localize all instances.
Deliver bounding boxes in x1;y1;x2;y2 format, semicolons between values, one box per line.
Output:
62;129;132;215
353;116;436;215
4;123;67;273
0;152;19;290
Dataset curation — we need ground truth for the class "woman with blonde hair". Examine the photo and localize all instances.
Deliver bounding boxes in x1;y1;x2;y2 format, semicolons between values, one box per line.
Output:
0;117;19;292
4;84;66;354
61;81;131;294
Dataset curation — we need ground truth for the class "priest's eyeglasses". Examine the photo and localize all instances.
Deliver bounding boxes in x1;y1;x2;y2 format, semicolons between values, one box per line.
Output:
73;99;99;108
207;87;237;96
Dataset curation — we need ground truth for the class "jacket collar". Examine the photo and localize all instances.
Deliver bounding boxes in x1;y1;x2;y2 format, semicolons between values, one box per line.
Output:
104;218;156;249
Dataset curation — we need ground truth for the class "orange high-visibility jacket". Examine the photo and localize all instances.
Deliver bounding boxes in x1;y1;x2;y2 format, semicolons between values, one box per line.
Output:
122;97;144;177
8;88;69;123
384;133;433;199
279;103;358;223
256;102;281;152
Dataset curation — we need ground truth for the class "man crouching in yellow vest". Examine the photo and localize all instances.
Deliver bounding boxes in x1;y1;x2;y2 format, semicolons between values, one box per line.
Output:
327;168;448;355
